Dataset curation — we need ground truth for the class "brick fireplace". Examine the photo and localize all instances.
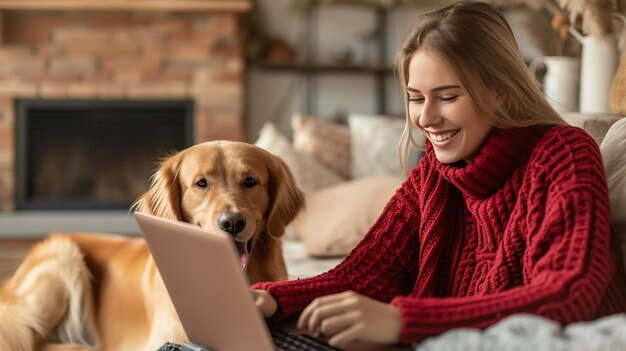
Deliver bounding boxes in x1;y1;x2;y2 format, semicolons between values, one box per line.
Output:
0;1;251;235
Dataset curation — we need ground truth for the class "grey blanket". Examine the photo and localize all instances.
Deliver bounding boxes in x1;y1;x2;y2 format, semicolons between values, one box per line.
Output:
416;313;626;351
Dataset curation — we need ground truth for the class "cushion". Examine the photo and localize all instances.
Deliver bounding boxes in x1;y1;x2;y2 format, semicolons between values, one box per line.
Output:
293;174;403;257
291;113;351;179
253;123;345;194
599;117;626;272
348;114;424;178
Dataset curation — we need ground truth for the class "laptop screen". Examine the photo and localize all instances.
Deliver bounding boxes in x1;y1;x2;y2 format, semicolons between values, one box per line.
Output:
135;212;274;351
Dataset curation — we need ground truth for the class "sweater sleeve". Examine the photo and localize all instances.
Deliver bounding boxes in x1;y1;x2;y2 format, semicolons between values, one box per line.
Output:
252;167;423;322
391;128;620;344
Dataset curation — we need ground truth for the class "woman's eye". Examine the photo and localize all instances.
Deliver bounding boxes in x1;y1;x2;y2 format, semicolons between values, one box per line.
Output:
408;96;424;103
195;179;208;188
244;178;258;188
440;95;458;102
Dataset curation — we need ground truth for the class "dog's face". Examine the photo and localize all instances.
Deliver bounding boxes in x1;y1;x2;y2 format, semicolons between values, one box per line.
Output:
178;143;271;233
133;141;304;270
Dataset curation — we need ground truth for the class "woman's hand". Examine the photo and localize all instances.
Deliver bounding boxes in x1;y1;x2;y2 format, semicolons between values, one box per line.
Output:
297;290;402;349
251;289;277;318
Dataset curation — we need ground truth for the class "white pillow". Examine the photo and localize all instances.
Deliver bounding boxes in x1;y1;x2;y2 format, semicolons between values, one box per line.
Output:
348;114;423;178
600;117;626;272
253;123;345;194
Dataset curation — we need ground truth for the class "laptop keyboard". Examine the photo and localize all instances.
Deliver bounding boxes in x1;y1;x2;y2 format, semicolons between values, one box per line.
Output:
156;329;340;351
270;327;340;351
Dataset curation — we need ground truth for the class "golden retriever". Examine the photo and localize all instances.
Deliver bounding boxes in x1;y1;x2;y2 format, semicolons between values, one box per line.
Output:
0;141;305;351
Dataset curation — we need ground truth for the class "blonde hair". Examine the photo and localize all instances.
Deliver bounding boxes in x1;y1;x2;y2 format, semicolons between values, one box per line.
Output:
396;1;566;173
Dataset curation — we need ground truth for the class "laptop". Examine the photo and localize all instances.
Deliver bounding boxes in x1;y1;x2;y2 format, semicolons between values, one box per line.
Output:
134;212;338;351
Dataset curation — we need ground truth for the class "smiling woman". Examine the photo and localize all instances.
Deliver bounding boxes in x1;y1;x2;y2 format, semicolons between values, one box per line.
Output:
395;0;567;170
406;51;494;164
250;1;626;349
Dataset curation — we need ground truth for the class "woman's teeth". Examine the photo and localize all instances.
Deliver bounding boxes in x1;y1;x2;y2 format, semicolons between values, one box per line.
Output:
432;130;459;142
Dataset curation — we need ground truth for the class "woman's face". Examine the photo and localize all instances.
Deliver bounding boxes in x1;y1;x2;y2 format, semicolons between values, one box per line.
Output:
407;50;495;164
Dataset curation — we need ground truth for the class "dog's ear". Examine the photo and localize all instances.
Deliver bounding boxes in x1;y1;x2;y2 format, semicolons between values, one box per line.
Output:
264;151;305;238
131;151;184;221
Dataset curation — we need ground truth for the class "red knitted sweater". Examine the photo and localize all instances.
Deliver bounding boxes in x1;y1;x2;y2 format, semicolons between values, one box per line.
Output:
253;126;626;344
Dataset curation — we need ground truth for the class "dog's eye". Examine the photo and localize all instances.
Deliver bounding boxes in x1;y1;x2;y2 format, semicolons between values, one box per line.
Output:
195;179;208;188
243;178;257;188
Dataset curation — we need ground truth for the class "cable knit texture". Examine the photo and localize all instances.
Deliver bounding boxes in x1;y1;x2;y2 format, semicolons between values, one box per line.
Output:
252;126;626;345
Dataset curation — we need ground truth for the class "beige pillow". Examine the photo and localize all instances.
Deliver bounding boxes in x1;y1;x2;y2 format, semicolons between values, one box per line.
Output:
253;123;344;194
348;114;424;178
600;117;626;272
294;174;403;257
292;113;352;179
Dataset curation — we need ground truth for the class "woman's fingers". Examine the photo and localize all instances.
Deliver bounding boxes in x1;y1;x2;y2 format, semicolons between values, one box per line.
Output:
298;292;343;329
319;309;361;336
327;323;365;349
250;289;277;318
297;291;402;347
301;298;347;332
298;291;358;330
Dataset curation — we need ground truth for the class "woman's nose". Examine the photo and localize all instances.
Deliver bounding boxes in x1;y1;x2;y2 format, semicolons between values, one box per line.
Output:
418;101;440;128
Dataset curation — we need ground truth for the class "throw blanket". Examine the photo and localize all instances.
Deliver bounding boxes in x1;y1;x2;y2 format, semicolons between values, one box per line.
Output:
416;313;626;351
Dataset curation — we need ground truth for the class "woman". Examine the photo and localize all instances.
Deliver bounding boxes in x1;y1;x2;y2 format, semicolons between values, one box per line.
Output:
252;1;626;348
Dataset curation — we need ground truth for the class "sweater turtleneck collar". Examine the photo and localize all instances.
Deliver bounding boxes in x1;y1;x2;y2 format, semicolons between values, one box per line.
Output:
426;126;546;198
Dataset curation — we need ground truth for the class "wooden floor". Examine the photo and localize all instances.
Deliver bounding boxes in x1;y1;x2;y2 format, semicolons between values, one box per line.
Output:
0;239;37;285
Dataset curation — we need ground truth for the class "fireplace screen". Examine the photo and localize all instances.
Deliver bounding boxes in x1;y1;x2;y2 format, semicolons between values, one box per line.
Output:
16;99;193;210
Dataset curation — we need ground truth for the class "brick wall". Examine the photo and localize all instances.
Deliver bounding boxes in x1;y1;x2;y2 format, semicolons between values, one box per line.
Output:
0;10;247;211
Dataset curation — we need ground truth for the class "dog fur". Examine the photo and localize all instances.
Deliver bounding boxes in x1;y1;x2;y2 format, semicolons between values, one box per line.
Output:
0;141;305;351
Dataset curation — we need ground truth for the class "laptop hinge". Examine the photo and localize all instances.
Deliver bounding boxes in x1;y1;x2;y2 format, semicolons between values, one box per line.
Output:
181;341;217;351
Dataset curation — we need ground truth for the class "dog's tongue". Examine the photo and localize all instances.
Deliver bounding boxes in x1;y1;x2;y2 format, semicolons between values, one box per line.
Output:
236;242;250;271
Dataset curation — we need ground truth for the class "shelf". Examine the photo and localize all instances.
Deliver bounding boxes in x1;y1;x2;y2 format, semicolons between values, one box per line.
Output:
0;0;252;12
252;61;393;74
248;0;395;116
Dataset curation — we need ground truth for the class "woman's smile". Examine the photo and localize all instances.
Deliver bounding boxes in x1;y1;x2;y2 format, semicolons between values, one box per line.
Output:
427;129;460;147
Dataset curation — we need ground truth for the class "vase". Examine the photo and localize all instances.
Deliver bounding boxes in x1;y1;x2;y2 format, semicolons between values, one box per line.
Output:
570;28;620;113
530;56;580;112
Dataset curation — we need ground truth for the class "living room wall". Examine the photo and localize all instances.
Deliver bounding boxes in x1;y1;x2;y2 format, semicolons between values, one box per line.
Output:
245;1;559;142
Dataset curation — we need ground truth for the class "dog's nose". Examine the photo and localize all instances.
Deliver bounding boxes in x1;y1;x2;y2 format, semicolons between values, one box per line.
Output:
217;212;246;235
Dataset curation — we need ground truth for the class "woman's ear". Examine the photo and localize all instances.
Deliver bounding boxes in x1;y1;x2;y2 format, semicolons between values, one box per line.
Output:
264;151;305;238
131;152;184;221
